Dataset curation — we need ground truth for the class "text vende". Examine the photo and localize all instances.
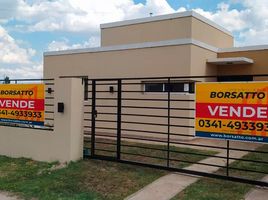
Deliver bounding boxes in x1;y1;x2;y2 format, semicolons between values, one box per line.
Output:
196;103;268;120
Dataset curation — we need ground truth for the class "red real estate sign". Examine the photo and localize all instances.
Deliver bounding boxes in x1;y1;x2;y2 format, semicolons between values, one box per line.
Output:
195;82;268;143
0;84;45;126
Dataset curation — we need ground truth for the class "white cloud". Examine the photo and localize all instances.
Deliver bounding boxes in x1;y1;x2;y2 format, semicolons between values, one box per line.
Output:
0;64;43;79
238;28;268;46
2;0;183;33
5;0;266;46
47;39;76;52
1;0;268;46
0;25;35;64
0;25;40;79
193;0;268;46
47;36;100;51
194;4;248;32
0;0;19;23
1;0;268;79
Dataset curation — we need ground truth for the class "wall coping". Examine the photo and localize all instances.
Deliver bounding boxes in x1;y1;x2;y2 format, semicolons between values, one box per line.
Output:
44;38;268;57
219;45;268;53
44;38;218;56
100;11;233;37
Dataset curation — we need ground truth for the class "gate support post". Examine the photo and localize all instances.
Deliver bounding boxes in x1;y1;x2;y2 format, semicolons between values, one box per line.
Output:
54;77;84;162
167;78;171;167
226;140;230;176
91;80;96;158
117;79;122;160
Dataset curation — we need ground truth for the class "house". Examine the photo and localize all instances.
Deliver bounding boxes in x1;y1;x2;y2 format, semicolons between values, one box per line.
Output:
43;11;268;140
44;10;268;81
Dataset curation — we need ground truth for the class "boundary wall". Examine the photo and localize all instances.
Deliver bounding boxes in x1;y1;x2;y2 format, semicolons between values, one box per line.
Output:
0;78;84;163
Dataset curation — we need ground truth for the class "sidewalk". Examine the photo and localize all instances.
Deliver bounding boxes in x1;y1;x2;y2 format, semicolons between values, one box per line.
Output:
125;142;261;200
245;176;268;200
126;173;197;200
0;192;19;200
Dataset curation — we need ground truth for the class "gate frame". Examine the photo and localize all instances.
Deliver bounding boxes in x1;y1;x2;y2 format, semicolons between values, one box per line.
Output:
84;74;268;187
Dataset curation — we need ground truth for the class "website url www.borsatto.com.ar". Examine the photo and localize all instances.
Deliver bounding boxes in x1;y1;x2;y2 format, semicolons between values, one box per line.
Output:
210;133;264;142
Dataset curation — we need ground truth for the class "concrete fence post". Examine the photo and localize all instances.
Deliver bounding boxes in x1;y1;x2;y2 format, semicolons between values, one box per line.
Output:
53;77;84;162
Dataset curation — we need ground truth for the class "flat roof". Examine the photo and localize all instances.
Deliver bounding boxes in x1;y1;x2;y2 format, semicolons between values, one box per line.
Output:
44;39;268;57
44;38;218;56
100;10;233;37
219;45;268;53
207;57;254;65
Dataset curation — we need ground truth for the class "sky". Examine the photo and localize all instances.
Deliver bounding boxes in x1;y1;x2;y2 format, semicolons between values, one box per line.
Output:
0;0;268;79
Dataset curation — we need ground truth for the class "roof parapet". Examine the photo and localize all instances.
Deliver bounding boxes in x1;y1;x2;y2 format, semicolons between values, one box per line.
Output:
44;38;218;56
100;10;233;37
219;45;268;53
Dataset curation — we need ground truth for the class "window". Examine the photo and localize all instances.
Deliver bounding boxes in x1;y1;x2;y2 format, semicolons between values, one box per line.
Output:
144;82;195;93
144;83;163;92
165;83;186;92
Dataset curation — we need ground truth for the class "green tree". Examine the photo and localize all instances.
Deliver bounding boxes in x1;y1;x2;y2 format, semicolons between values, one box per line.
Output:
3;76;10;84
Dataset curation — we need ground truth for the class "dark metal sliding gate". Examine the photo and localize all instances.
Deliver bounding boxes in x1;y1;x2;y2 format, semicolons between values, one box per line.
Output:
83;75;268;187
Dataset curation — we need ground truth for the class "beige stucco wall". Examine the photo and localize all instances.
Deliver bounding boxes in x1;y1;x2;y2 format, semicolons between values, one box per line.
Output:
101;16;233;48
44;45;191;79
44;44;218;140
101;17;192;46
191;18;233;48
218;50;268;75
190;45;217;77
0;78;84;163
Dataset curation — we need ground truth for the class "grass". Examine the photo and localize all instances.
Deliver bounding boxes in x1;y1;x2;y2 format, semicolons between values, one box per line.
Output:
0;157;164;200
0;140;216;200
172;144;268;200
85;138;217;169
